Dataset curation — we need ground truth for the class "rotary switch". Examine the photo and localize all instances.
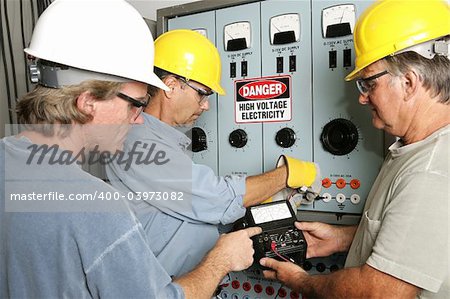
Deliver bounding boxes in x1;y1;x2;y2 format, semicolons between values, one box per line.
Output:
188;127;207;153
275;127;296;148
229;129;248;148
320;118;358;155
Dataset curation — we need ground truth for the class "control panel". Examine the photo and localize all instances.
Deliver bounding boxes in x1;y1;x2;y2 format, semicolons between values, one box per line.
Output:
159;0;383;298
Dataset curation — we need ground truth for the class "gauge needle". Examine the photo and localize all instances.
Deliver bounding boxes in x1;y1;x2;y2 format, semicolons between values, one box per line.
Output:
273;23;281;32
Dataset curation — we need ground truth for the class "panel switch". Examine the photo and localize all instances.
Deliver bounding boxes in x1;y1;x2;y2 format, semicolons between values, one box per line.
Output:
329;50;337;68
343;49;352;67
276;56;284;73
230;62;236;78
241;61;248;77
289;55;296;72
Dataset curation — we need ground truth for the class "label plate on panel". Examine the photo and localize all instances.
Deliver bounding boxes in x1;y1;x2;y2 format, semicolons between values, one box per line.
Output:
235;76;292;123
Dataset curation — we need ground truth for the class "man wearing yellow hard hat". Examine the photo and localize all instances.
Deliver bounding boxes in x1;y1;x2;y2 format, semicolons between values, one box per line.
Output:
106;29;320;276
260;0;450;298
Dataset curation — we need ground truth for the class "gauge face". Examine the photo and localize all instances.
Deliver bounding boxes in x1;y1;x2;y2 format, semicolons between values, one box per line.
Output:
224;21;251;51
193;28;207;37
322;4;355;38
270;13;300;45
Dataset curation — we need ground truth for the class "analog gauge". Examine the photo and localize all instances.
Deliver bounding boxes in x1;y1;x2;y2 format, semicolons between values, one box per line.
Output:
224;21;251;51
270;13;300;45
193;28;207;37
322;4;355;38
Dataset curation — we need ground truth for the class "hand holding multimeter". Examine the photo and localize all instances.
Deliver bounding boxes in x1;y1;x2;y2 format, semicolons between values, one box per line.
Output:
232;200;307;270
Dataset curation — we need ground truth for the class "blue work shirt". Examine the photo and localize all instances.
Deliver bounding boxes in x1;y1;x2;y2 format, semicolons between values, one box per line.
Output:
106;113;247;276
0;136;185;298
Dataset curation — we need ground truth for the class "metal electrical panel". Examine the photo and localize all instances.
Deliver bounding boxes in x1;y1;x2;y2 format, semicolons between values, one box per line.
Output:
261;1;313;170
308;0;384;215
168;11;220;174
159;1;384;297
161;0;384;216
216;2;263;176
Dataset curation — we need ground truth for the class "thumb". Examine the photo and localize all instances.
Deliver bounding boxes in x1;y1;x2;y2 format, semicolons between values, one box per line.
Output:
260;257;281;270
295;221;318;231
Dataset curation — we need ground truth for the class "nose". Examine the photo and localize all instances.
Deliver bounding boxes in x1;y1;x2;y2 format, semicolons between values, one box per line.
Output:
358;93;369;105
200;98;210;111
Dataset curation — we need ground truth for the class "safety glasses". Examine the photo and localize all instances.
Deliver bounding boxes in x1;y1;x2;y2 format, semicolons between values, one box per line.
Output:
356;70;389;95
176;76;214;105
117;92;150;120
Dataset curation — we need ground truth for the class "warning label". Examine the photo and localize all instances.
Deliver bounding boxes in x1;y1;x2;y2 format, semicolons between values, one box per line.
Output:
235;76;291;123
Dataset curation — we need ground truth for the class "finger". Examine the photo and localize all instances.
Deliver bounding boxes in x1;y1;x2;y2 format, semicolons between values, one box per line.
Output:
260;257;280;270
295;221;317;231
262;269;277;280
244;226;262;237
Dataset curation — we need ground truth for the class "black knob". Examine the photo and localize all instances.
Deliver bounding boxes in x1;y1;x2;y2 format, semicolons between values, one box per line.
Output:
330;264;340;272
320;118;358;155
229;129;248;148
303;261;313;271
275;127;296;148
316;263;327;273
187;127;207;153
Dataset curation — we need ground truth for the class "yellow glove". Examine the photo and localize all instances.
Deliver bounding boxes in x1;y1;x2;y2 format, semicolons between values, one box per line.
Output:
277;155;318;189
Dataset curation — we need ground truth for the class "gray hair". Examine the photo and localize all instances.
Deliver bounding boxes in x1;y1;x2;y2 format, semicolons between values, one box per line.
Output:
383;52;450;104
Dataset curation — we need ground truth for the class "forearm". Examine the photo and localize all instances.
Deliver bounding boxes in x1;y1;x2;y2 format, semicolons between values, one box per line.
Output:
174;250;229;299
295;267;366;298
243;166;287;206
336;225;358;252
293;265;419;298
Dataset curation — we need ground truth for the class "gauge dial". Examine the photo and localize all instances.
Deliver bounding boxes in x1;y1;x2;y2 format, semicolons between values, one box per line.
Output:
224;21;251;51
270;13;300;45
322;4;355;38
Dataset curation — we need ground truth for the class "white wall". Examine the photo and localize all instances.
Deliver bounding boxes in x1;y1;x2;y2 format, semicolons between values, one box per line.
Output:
127;0;194;20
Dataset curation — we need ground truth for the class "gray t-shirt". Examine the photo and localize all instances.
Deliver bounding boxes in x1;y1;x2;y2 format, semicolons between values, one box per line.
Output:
346;125;449;298
0;136;185;298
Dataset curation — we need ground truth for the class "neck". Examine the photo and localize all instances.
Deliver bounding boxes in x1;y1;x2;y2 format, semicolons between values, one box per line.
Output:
402;97;450;144
19;125;86;154
144;95;174;126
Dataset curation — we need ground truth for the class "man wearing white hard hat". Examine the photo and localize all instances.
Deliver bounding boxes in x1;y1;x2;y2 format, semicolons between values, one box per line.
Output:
261;0;449;298
0;0;261;298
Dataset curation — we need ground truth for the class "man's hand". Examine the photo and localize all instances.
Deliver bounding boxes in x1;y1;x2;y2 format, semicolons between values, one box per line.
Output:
210;227;262;272
260;257;306;292
296;222;357;258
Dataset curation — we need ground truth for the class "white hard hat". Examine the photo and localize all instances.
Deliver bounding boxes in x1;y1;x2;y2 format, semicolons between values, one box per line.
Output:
25;0;168;91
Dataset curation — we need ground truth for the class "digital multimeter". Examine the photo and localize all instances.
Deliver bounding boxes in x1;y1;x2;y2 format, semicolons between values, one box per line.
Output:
233;200;307;270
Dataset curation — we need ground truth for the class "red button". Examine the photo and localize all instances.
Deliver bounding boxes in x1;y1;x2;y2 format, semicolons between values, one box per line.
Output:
336;178;346;189
350;179;361;189
242;282;251;292
322;178;332;188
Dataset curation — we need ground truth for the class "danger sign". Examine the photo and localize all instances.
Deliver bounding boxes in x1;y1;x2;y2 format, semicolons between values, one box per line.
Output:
235;76;291;123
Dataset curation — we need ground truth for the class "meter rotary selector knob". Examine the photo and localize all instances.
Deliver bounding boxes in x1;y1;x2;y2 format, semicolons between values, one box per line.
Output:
275;128;296;148
320;118;358;155
188;127;207;153
229;129;248;148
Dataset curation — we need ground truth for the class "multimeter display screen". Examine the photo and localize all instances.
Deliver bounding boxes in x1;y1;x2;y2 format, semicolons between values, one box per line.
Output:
251;202;292;224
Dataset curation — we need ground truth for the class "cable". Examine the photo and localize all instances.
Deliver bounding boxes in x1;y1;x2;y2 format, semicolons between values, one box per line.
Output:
270;241;295;263
0;0;14;124
4;0;19;124
20;0;30;92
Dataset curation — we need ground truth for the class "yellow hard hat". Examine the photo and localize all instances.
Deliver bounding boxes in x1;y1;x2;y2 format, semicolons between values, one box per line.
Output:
345;0;450;81
154;29;225;95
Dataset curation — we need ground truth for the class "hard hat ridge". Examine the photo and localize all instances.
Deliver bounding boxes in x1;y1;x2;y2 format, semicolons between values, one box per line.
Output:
25;0;169;90
345;0;450;81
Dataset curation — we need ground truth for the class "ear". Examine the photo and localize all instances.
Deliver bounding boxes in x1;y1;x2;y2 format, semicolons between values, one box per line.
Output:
76;91;96;115
162;76;180;99
402;69;420;101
